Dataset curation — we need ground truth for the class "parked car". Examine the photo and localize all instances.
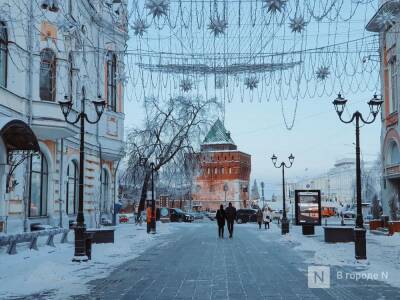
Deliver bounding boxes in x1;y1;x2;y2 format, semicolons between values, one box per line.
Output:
119;214;129;223
342;210;355;219
236;209;257;224
169;208;194;222
206;210;217;221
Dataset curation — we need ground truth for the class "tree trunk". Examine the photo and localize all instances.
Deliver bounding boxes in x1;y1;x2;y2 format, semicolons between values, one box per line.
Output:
138;171;151;216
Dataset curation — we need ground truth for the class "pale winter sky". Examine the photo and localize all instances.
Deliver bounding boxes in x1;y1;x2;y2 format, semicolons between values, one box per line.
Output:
123;1;380;197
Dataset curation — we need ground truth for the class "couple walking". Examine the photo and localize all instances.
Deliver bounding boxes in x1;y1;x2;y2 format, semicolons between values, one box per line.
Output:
256;208;271;229
216;202;236;238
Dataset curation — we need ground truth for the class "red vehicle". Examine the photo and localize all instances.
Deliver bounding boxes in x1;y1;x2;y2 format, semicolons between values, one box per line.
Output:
119;214;129;223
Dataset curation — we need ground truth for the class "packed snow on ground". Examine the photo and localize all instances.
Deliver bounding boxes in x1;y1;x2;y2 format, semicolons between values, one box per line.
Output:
266;223;400;288
0;222;192;299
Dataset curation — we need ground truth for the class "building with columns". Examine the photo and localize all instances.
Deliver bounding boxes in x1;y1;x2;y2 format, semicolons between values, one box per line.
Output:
191;119;251;211
0;0;127;233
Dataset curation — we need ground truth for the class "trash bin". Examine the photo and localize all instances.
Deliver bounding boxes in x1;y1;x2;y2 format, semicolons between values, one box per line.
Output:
85;234;93;260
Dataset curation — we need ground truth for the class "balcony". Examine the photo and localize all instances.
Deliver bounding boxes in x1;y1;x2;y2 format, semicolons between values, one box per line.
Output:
385;164;400;179
31;100;78;140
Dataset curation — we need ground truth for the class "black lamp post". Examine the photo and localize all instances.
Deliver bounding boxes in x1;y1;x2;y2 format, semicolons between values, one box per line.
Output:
140;157;157;234
332;93;383;260
59;87;105;262
271;153;294;235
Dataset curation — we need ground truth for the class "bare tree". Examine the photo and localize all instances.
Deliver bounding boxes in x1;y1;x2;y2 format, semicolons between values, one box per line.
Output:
124;95;220;215
371;194;381;220
388;193;399;221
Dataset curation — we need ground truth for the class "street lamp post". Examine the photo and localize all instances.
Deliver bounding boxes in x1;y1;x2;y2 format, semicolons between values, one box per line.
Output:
260;181;265;209
271;153;295;235
59;87;105;262
223;182;228;206
332;93;383;260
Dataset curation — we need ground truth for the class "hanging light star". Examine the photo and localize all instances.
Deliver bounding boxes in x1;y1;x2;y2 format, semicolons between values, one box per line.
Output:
289;15;307;33
208;15;228;37
215;76;225;89
262;0;287;14
316;66;330;80
131;18;149;37
180;78;193;92
244;76;259;90
376;11;397;29
145;0;169;19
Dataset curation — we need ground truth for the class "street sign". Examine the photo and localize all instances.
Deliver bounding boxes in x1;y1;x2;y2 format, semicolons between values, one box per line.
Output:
295;190;321;226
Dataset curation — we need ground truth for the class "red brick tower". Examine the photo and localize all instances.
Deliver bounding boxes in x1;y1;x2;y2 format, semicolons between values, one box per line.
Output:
192;119;251;211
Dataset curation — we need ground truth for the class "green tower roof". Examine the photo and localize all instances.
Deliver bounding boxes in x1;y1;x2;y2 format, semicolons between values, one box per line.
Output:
202;119;235;146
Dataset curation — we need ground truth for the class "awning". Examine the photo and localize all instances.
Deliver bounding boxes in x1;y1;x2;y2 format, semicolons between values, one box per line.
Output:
0;117;40;152
366;0;400;32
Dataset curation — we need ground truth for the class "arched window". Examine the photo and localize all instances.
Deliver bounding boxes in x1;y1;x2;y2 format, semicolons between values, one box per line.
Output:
106;52;117;112
66;160;78;215
0;22;7;87
29;152;48;217
390;141;400;164
40;48;56;101
68;52;74;102
101;168;109;213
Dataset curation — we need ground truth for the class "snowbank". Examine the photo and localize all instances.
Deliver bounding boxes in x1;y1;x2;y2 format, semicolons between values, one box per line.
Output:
0;222;182;299
267;224;400;288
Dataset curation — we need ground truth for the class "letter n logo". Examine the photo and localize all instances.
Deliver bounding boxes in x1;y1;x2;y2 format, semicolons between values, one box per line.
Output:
308;266;330;288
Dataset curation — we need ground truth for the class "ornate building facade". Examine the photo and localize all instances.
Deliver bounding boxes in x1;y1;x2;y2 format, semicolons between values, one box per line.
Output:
192;119;251;211
0;0;127;233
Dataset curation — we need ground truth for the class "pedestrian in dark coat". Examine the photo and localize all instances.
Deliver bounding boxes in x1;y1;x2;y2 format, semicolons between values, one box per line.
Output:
216;204;226;238
256;209;263;229
225;202;236;238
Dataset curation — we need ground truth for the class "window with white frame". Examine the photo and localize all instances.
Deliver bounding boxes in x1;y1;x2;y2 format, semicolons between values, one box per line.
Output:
66;160;78;215
29;152;48;217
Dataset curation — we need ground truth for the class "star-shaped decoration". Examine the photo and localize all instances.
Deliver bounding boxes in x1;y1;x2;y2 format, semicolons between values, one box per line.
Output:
116;72;129;85
145;0;169;19
208;15;228;37
262;0;287;14
131;18;150;37
244;76;259;90
376;11;397;28
215;76;225;89
316;66;330;80
289;15;307;33
180;78;193;92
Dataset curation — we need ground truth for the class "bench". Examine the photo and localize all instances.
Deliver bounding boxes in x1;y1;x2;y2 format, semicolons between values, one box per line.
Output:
86;228;115;244
0;228;69;255
323;226;354;243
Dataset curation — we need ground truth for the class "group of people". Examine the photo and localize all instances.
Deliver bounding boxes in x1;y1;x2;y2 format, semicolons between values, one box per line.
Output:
216;202;237;238
216;203;273;238
256;208;272;229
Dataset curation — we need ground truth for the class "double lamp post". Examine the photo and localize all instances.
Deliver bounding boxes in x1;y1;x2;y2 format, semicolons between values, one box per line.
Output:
271;153;295;235
332;93;383;260
59;87;106;262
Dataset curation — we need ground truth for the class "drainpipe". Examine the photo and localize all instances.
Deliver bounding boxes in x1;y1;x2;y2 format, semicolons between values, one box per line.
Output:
113;158;121;225
59;139;64;227
22;1;34;232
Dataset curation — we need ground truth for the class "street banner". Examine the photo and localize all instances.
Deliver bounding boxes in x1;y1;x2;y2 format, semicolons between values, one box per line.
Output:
295;190;321;226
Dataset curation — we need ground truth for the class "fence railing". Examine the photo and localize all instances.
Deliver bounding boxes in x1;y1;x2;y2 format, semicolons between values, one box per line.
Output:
0;228;69;255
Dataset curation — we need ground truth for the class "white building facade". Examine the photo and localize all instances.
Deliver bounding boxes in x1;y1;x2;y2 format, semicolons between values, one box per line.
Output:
0;0;127;233
287;159;381;206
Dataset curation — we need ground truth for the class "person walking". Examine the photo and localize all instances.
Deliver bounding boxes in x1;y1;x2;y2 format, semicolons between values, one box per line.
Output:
225;202;236;238
256;209;263;229
263;208;270;229
216;204;226;238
